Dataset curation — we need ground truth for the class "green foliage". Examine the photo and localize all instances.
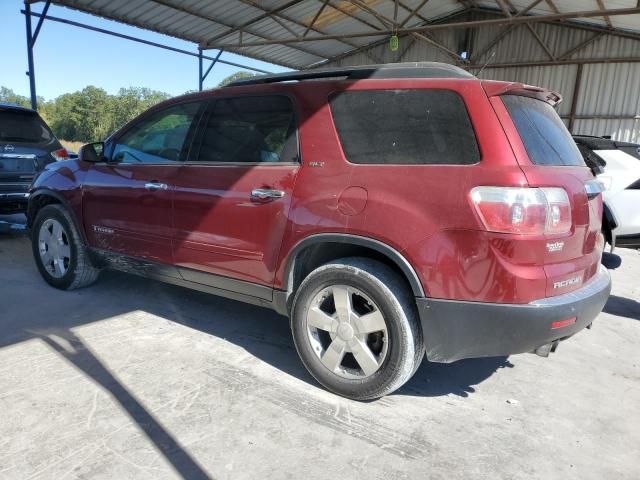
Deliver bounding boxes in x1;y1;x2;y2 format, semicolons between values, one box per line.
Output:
0;86;44;108
1;85;171;143
217;71;257;87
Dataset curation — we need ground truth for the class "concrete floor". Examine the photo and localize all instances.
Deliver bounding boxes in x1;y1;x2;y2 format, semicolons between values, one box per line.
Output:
1;213;639;480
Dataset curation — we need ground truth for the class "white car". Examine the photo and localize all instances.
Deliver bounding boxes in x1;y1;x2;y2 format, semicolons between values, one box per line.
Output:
574;136;640;250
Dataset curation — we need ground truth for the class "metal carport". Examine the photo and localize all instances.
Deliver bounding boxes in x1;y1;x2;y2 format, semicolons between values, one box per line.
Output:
22;0;640;140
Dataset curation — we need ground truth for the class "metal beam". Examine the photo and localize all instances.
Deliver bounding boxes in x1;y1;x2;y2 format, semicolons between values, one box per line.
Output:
210;6;640;48
145;0;327;60
399;0;431;28
325;1;382;31
30;0;50;47
202;49;224;87
21;10;271;74
308;7;473;68
568;63;583;132
499;0;556;61
595;0;612;28
304;0;330;38
365;1;461;60
559;32;605;60
24;1;37;110
469;56;640;68
203;0;306;45
235;0;366;52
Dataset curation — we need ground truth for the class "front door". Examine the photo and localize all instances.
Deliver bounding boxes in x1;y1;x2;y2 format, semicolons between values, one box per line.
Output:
83;101;202;266
172;95;300;292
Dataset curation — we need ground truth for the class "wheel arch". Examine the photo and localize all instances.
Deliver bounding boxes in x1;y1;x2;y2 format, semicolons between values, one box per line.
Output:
28;189;87;244
276;234;425;316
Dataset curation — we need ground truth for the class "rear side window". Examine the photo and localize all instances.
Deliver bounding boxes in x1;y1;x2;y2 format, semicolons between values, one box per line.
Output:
329;90;480;165
194;95;297;164
0;109;53;143
502;95;584;166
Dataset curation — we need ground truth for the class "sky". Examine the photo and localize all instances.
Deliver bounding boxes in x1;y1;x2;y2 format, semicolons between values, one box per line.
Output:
0;0;288;100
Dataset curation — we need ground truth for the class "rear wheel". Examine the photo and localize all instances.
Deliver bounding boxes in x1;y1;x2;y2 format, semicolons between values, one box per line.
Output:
32;204;99;290
291;257;424;400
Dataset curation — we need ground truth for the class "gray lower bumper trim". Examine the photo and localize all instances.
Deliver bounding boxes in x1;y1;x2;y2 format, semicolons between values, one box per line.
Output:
417;265;612;363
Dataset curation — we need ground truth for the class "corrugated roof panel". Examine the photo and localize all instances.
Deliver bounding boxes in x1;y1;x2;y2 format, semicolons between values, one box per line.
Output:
48;0;640;69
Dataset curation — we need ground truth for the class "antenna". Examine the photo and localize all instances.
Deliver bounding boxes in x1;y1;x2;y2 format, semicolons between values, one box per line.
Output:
477;51;496;77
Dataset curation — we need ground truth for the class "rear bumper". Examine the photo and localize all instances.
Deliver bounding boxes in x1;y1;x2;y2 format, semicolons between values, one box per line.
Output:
417;265;612;363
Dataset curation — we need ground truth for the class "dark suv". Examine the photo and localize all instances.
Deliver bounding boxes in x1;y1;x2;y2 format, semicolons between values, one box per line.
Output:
27;63;611;400
0;103;69;214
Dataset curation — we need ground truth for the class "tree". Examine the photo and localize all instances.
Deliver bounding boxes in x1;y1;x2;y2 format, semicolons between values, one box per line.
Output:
217;71;257;87
0;87;44;109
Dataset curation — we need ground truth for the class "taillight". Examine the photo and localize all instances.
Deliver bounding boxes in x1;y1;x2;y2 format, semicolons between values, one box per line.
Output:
470;186;571;235
51;148;69;161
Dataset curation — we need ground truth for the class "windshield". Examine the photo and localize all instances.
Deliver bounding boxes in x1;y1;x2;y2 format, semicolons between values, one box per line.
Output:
0;109;54;143
502;95;585;167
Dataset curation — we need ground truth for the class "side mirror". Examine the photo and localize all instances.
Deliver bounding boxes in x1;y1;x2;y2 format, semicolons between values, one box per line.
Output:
78;142;105;163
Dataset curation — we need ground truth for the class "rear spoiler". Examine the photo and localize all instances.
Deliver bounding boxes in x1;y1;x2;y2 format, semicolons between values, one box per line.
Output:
482;81;562;107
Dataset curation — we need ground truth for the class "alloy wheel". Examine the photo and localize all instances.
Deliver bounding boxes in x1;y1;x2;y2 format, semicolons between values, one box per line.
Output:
306;285;389;379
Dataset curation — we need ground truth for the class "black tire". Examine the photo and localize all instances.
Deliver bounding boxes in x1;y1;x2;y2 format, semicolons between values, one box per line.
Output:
31;204;99;290
291;257;424;400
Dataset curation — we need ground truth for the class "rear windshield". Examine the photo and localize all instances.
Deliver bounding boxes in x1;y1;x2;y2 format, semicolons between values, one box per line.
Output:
329;90;480;165
502;95;584;166
0;109;54;143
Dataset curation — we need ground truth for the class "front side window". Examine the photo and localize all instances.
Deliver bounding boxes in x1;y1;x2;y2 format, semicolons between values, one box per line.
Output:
194;95;297;164
329;89;480;165
112;102;200;164
502;95;585;167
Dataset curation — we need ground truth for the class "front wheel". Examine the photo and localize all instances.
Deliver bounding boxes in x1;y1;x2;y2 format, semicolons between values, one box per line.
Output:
290;257;424;400
31;204;99;290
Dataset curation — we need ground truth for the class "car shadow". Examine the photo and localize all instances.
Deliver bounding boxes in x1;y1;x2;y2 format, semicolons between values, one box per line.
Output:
603;294;640;321
90;269;510;399
398;357;514;398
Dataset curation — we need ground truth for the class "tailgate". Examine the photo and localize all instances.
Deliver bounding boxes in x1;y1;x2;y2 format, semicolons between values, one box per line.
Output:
491;90;604;297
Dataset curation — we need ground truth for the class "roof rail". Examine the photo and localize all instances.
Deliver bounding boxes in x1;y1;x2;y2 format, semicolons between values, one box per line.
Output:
226;62;474;87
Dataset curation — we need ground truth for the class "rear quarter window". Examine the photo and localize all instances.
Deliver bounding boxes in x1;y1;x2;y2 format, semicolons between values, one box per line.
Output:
502;95;585;167
329;90;480;165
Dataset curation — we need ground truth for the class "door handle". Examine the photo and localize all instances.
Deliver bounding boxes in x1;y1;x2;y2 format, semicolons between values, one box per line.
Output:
145;182;168;191
250;188;285;203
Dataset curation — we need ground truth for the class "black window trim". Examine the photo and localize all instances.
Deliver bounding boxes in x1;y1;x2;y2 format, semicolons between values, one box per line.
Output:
184;92;302;167
327;87;483;166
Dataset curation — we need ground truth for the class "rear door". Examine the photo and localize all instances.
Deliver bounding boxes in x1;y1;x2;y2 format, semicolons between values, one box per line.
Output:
492;93;603;296
171;94;299;291
82;101;201;267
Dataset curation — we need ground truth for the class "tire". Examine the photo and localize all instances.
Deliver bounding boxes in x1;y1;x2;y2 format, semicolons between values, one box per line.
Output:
290;257;424;400
31;204;99;290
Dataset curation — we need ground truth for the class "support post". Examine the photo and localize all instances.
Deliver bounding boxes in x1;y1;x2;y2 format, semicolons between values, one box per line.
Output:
24;1;37;110
568;63;583;133
198;48;203;91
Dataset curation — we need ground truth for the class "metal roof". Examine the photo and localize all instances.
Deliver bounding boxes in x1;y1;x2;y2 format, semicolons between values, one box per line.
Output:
37;1;640;69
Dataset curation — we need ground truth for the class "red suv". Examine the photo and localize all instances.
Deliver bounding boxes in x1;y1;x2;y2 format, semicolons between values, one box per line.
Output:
28;63;611;400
